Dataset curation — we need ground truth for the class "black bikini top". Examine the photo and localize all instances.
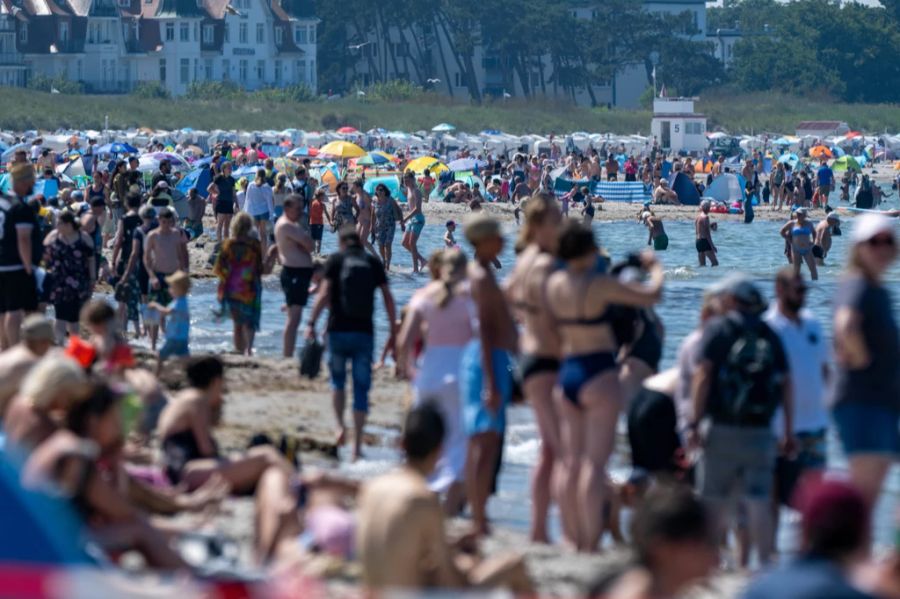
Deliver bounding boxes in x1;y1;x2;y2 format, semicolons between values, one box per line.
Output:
552;257;613;327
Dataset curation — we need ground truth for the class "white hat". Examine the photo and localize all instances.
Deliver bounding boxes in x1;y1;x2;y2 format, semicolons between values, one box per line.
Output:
852;213;896;244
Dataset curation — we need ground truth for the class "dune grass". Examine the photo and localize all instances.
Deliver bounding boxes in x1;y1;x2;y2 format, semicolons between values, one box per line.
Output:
0;86;895;135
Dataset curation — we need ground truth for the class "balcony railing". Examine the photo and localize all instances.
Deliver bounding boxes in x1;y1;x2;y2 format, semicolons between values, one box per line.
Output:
0;52;24;65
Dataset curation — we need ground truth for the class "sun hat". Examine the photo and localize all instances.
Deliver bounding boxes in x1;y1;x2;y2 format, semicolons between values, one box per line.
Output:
851;213;895;244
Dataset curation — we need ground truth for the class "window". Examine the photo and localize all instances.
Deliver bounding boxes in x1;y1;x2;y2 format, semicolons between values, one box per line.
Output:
180;58;189;83
454;72;462;87
59;22;69;43
165;22;174;41
204;59;213;80
309;25;315;44
194;58;200;80
309;59;314;84
274;26;282;45
222;58;230;79
256;59;264;80
77;59;82;80
224;23;229;43
294;25;306;44
202;25;214;44
256;23;264;44
239;59;247;82
18;25;27;44
298;59;305;82
133;21;139;40
274;59;281;83
239;23;247;44
393;42;408;57
180;22;189;41
194;22;199;41
159;58;166;82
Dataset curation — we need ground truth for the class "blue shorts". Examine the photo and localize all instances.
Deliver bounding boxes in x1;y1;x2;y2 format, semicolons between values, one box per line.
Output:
409;213;425;237
253;212;270;223
833;402;900;456
159;338;190;360
459;340;513;436
328;332;374;413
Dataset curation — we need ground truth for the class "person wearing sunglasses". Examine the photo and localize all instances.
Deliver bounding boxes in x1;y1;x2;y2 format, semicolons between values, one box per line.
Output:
832;213;900;511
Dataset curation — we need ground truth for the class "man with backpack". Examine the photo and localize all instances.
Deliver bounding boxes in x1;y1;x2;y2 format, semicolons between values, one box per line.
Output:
305;226;397;461
689;274;794;568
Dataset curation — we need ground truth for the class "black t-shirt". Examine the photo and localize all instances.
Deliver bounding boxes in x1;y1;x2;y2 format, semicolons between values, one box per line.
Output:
699;311;789;422
214;175;236;204
323;248;387;335
0;195;37;270
833;276;900;409
132;222;158;272
118;213;143;266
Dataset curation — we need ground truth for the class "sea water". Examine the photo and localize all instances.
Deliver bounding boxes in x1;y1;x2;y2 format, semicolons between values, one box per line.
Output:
137;199;900;548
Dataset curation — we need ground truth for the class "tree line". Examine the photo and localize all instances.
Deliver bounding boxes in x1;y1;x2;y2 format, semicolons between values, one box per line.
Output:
313;0;900;106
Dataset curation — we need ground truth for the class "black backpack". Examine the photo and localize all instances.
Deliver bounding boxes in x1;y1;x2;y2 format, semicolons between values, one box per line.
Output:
338;251;376;321
714;319;783;426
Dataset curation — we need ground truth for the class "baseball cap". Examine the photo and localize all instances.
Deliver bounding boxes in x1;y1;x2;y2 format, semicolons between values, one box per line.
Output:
21;314;54;342
851;213;895;244
795;475;869;551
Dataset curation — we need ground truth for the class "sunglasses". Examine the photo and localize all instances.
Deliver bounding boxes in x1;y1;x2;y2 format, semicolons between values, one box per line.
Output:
867;235;896;248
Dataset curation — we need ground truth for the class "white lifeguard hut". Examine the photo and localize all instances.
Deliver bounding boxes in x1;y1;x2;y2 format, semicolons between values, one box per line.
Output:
651;97;708;155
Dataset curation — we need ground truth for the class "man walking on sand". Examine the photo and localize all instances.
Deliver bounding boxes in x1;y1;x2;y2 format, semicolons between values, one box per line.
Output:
143;206;189;350
695;200;719;267
305;227;397;461
271;195;314;358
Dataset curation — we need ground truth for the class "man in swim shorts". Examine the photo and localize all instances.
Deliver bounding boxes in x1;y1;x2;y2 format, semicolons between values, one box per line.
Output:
695;200;718;267
273;195;315;358
402;172;426;273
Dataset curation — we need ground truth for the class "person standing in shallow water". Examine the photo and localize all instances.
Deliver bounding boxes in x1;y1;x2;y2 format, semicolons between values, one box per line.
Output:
271;195;314;358
695;200;718;267
459;214;518;536
402;171;426;273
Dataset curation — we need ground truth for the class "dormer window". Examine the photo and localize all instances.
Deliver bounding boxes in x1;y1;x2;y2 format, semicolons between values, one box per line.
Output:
274;26;282;45
117;0;129;8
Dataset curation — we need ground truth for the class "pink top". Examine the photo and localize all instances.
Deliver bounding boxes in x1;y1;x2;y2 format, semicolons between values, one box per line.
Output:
408;285;476;348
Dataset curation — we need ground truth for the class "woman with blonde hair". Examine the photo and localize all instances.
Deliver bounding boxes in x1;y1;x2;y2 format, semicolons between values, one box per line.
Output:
244;168;275;254
3;354;90;450
506;193;563;543
397;248;475;514
832;213;900;508
213;212;267;355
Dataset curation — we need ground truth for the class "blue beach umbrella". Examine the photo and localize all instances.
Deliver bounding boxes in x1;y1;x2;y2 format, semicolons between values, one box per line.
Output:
97;142;138;155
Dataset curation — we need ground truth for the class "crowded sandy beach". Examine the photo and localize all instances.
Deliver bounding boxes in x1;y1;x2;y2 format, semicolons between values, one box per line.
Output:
1;127;900;599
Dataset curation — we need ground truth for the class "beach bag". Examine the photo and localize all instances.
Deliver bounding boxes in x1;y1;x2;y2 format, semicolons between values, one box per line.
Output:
299;336;324;379
714;319;782;426
338;251;376;321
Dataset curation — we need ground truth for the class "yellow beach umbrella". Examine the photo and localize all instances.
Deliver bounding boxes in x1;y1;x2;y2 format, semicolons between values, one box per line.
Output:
318;140;366;159
405;156;448;174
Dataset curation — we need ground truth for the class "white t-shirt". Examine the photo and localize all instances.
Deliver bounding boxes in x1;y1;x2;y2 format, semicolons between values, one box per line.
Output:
763;306;830;434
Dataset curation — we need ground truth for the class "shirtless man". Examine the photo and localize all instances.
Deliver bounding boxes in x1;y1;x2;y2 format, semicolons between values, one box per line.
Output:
0;315;54;421
357;403;532;594
653;179;679;205
352;180;376;256
271;195;314;358
694;200;718;267
462;214;518;536
642;211;669;251
401;171;426;273
813;212;839;265
143;207;189;347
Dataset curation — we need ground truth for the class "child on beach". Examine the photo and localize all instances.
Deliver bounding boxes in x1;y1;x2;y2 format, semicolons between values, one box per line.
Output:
66;299;135;374
148;270;191;374
444;220;458;248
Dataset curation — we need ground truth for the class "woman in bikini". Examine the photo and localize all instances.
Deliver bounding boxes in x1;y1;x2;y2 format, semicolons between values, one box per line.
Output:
780;207;818;281
545;222;664;552
505;193;563;543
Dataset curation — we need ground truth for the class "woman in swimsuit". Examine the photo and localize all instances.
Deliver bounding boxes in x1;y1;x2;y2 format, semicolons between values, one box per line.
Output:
780;207;818;280
397;249;475;515
545;222;664;552
506;193;563;543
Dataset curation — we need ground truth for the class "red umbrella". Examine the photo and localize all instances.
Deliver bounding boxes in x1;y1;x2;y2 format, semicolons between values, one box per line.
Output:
337;126;358;134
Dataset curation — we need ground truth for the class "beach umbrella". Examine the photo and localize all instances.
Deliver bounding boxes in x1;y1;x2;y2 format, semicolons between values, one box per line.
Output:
145;151;191;168
432;123;456;133
832;156;862;172
318;140;366;159
96;142;137;155
809;145;833;159
405;156;446;174
336;126;358;134
778;153;799;165
0;142;28;162
447;157;486;172
772;137;793;146
56;156;87;179
286;146;319;158
357;152;394;167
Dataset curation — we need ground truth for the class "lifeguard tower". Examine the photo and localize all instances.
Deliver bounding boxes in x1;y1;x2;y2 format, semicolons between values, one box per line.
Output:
651;97;708;155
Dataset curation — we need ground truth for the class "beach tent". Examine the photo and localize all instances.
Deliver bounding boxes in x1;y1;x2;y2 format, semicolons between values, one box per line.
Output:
551;166;588;197
363;175;404;200
669;171;701;206
832;156;862;172
176;166;213;198
705;173;747;203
